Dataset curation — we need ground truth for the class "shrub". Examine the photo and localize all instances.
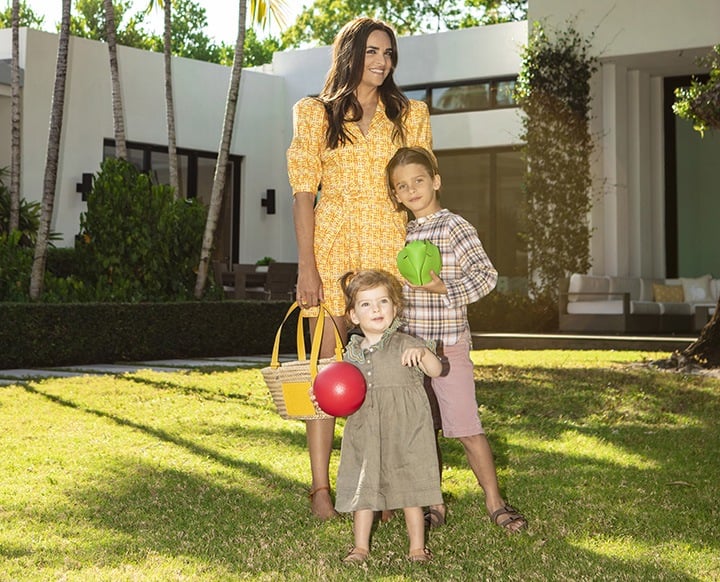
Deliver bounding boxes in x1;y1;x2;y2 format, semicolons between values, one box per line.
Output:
468;291;557;333
79;158;208;302
514;22;598;301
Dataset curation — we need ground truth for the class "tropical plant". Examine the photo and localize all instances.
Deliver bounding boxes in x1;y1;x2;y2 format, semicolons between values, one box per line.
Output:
8;0;21;233
193;0;288;298
103;0;128;160
29;0;71;300
668;44;720;369
0;167;41;247
673;45;720;137
145;0;180;198
79;158;207;302
514;22;598;300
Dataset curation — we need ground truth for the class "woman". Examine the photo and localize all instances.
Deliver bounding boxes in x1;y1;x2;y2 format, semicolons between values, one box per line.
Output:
287;17;433;520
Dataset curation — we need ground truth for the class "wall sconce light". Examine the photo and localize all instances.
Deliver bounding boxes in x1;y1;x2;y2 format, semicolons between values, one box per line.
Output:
76;173;93;201
261;188;276;214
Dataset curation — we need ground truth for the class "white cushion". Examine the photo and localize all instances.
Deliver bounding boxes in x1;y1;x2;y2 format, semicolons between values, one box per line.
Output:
658;302;693;315
567;300;623;314
680;274;713;303
609;277;642;301
630;301;662;315
711;279;720;302
568;274;609;301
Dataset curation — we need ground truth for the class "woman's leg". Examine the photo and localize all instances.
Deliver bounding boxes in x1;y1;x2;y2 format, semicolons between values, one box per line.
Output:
306;315;347;519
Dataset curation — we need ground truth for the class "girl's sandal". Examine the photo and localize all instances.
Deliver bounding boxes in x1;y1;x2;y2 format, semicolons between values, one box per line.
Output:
408;547;433;562
341;547;369;564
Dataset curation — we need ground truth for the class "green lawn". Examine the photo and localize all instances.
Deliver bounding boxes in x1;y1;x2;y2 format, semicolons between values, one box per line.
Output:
1;350;718;581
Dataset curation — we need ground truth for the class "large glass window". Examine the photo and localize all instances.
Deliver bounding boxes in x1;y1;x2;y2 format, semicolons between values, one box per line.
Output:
103;140;241;264
436;148;527;294
403;77;517;115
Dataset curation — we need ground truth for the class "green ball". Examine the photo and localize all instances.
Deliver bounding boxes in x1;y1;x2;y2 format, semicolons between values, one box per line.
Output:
396;240;442;286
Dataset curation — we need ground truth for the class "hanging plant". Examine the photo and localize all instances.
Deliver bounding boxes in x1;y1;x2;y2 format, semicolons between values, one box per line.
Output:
514;21;598;300
673;45;720;136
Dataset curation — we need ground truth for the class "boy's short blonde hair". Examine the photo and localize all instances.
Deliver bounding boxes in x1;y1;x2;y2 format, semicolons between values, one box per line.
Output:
385;146;440;212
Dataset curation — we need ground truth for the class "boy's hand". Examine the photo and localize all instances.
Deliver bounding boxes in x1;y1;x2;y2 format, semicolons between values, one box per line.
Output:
410;270;447;295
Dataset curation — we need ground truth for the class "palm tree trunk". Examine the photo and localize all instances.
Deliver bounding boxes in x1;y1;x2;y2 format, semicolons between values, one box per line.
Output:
29;0;71;300
104;0;127;160
193;0;248;298
163;0;180;197
9;0;21;232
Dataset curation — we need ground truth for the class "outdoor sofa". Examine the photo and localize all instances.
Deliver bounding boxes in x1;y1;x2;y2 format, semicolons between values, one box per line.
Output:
559;273;719;333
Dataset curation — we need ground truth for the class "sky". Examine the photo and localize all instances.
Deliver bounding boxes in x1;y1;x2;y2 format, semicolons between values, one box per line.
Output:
26;0;301;45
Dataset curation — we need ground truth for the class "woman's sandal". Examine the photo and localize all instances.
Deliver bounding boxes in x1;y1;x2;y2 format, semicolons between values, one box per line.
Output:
308;486;339;520
341;547;369;564
489;504;527;533
423;505;446;529
408;547;433;562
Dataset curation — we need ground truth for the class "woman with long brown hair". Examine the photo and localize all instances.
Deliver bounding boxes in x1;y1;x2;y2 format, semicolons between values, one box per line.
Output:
287;17;433;520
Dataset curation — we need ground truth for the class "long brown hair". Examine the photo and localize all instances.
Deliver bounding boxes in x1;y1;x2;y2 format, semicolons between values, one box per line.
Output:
317;18;409;150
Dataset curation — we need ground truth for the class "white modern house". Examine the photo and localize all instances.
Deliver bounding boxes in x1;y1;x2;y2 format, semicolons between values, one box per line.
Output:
0;0;718;293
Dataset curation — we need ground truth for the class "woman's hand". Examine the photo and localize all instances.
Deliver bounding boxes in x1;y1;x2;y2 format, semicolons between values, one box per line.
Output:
296;265;323;308
293;191;323;308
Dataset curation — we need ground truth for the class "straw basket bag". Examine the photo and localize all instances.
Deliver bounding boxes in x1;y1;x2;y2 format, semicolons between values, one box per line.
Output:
261;301;343;420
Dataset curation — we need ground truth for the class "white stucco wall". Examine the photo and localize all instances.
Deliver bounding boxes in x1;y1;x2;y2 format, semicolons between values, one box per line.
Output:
273;21;528;154
529;0;720;57
0;28;292;262
531;0;719;278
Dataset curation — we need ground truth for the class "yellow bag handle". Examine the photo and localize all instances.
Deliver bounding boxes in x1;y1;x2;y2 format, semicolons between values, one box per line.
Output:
269;302;343;378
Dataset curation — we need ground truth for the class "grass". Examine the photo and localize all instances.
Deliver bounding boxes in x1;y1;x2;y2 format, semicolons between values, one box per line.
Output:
1;349;719;581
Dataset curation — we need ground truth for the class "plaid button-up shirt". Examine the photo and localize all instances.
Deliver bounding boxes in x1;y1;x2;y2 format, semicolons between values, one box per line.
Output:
401;209;497;347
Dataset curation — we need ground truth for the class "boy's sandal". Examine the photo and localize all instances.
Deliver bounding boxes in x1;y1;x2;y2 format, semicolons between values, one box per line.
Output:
489;504;527;532
408;547;433;562
423;506;446;529
341;547;369;564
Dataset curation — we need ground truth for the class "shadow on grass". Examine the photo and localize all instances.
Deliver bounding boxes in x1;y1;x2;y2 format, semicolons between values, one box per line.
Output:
10;365;719;579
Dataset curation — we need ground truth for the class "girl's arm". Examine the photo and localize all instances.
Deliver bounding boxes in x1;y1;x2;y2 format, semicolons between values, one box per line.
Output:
401;346;443;378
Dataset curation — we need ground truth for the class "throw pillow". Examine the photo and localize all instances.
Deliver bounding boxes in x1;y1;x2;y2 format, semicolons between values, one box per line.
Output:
653;283;684;302
680;274;713;303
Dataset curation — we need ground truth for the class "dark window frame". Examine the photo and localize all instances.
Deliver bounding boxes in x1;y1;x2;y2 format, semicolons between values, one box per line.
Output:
402;76;518;115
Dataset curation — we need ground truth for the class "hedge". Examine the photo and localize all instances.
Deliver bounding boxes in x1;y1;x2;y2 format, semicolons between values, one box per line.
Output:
0;300;299;369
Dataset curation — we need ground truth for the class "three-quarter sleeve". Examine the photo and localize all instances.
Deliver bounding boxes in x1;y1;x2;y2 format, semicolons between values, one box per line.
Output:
406;100;433;151
287;98;325;195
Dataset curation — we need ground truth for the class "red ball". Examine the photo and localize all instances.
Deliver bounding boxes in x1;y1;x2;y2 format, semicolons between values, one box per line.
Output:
313;361;367;417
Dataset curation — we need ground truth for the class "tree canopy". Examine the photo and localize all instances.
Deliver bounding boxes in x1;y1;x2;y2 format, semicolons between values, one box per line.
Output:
0;1;45;28
280;0;527;49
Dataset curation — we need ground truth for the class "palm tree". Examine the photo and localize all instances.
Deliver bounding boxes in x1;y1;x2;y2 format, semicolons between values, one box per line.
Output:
29;0;71;299
145;0;180;197
104;0;127;160
9;0;20;232
193;0;287;298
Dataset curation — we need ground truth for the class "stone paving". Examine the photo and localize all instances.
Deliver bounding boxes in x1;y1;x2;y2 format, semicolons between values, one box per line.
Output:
0;355;281;386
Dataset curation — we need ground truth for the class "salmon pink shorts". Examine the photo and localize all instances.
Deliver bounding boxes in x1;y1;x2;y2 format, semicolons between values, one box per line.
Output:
430;331;485;438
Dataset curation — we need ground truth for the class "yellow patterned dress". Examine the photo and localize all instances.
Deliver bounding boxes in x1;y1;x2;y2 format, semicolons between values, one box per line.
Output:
287;97;433;315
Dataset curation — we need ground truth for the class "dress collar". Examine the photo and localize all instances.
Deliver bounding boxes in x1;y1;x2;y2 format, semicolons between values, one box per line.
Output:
345;317;403;363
